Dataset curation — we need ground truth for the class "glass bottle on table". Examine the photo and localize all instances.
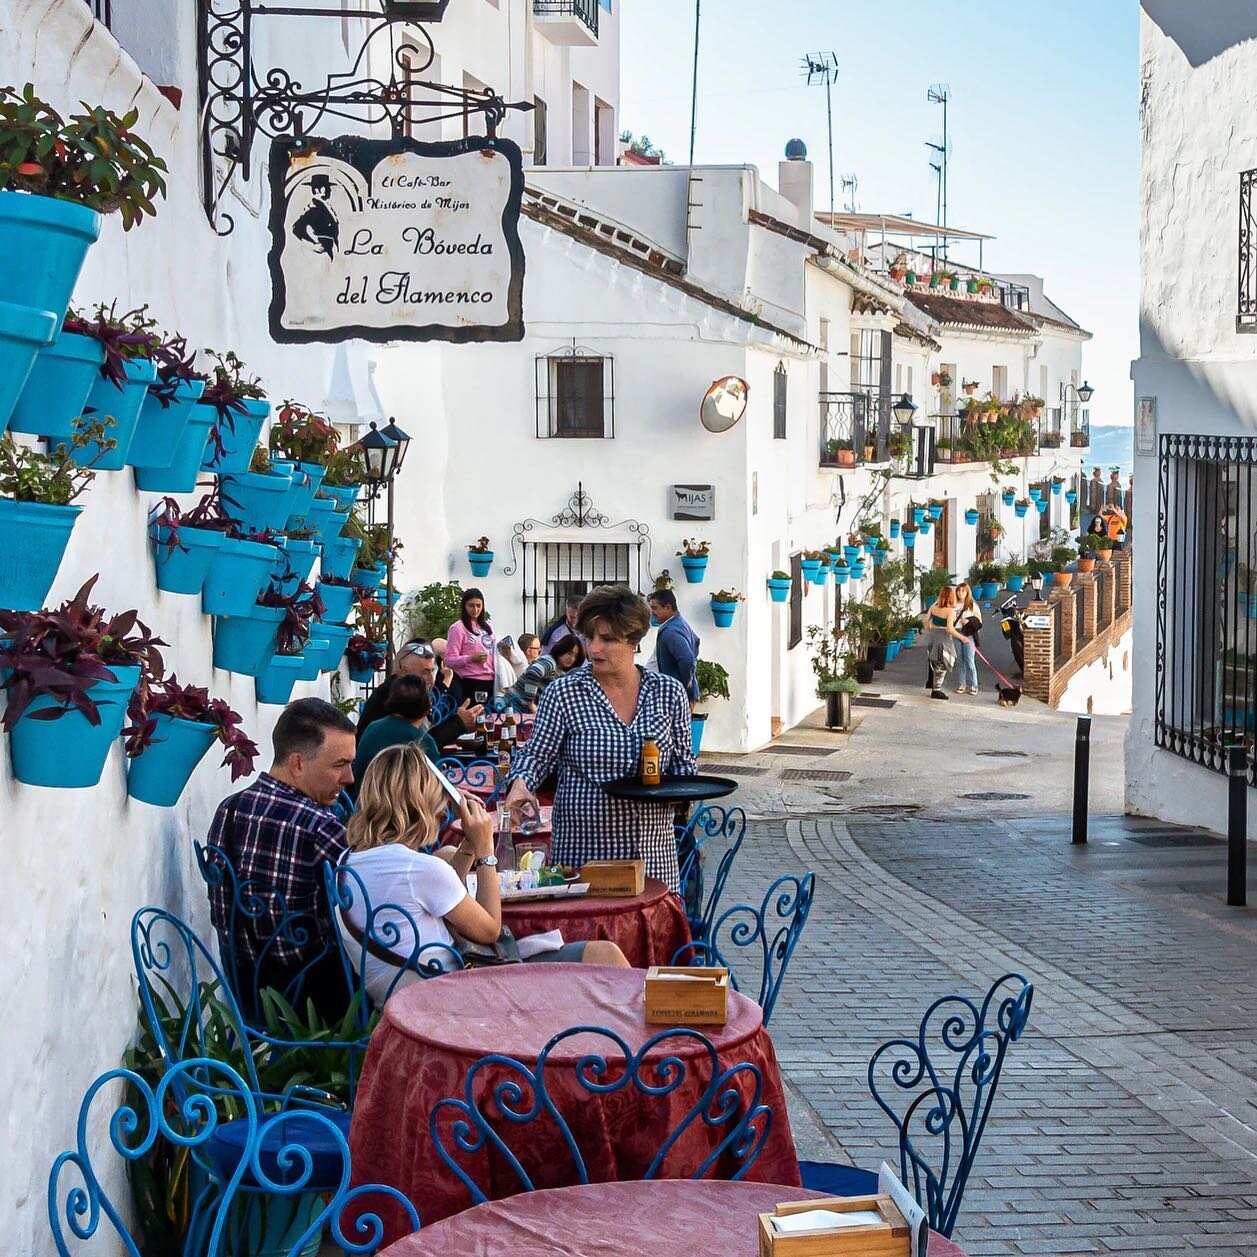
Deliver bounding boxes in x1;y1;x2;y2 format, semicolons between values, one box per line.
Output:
494;803;515;871
640;734;662;787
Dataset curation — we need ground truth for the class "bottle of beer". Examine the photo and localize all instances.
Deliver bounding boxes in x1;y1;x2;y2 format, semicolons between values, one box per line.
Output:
497;734;512;778
640;736;662;787
494;804;515;871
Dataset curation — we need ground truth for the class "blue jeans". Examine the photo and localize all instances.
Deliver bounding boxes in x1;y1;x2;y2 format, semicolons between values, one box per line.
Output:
955;638;978;688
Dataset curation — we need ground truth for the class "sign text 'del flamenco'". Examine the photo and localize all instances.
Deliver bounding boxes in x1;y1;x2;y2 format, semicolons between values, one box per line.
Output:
268;134;525;344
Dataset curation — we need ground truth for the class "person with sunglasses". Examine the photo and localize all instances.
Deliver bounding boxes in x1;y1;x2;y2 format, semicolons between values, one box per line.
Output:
357;639;483;748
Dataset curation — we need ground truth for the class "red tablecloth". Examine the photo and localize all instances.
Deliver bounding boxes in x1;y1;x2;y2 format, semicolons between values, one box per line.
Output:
378;1180;968;1256
349;965;800;1243
501;878;692;969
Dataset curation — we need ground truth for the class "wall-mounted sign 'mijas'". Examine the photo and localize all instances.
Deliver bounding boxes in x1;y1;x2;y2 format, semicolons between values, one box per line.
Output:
268;134;525;344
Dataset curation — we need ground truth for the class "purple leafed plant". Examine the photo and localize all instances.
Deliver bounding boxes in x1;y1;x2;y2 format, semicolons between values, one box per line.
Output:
346;635;387;672
0;575;166;730
123;674;259;781
259;580;327;655
200;349;267;462
148;331;209;407
64;302;163;388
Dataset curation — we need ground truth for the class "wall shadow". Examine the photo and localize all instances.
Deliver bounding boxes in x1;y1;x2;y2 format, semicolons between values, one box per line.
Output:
1143;0;1257;68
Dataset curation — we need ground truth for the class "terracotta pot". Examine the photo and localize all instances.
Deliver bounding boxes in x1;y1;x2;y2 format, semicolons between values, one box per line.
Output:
1096;550;1113;563
1052;571;1073;587
1077;557;1096;573
834;449;855;466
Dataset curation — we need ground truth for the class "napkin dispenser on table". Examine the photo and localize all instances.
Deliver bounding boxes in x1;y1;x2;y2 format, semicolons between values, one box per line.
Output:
579;859;645;897
757;1195;912;1257
644;966;729;1026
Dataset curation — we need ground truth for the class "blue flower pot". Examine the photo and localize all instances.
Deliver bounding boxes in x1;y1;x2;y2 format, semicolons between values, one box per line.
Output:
325;484;360;512
0;301;57;434
354;562;386;592
1051;481;1063;496
928;504;943;520
710;600;737;628
302;621;353;675
220;470;293;534
843;545;861;565
128;378;208;470
767;577;791;603
1002;493;1016;507
294;494;336;536
134;403;217;493
269;537;318;596
905;629;918;646
691;715;707;756
814;564;831;585
825;550;843;569
832;566;849;585
9;664;138;789
9;330;105;440
851;562;867;579
152;523;225;595
1014;503;1029;518
679;554;708;584
918;518;932;535
1065;490;1078;505
255;653;307;705
887;640;901;663
320;533;362;581
889;520;901;539
0;191;100;338
314;507;350;546
72;356;158;469
202;537;280;617
1036;499;1048;514
0;497;81;611
1029;487;1043;501
800;559;821;583
348;662;376;684
863;540;876;555
283;462;326;521
980;581;999;601
903;531;917;548
213;604;285;676
872;550;887;567
1006;575;1025;592
466;549;493;579
126;714;218;807
965;509;980;525
200;397;270;474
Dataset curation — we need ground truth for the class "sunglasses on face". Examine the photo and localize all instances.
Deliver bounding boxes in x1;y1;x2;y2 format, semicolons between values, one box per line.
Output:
400;644;436;659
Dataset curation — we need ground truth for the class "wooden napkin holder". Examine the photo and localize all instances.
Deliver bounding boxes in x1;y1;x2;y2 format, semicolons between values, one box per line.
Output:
757;1195;911;1257
579;859;645;897
644;966;729;1026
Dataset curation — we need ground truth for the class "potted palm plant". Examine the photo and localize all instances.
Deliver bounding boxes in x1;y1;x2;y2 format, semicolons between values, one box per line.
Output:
691;658;729;754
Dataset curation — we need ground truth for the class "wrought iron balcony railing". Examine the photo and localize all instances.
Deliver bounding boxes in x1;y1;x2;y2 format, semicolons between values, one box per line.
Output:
818;392;872;469
534;0;599;35
1071;407;1091;449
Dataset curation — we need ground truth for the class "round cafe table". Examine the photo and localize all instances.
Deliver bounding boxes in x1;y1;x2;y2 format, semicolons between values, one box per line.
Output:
348;965;800;1244
500;877;692;969
378;1180;968;1256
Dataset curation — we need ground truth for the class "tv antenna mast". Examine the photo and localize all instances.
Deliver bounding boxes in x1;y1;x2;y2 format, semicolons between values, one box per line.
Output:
926;83;951;259
803;52;839;218
841;172;859;213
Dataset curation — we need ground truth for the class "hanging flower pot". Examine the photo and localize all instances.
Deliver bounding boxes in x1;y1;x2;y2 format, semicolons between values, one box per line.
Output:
814;562;831;585
127;378;208;471
295;493;336;538
1065;490;1078;505
134;402;217;493
320;533;363;582
301;621;353;676
220;469;294;534
0;302;57;434
850;560;867;579
0;191;101;338
766;575;792;603
912;507;926;526
1014;501;1029;518
0;498;82;611
152;522;225;596
889;519;901;539
843;544;862;565
255;653;307;705
928;503;944;520
800;557;822;583
1029;486;1043;501
1051;480;1064;496
1035;498;1048;514
325;483;360;512
70;356;158;470
9;330;105;441
825;548;844;568
9;665;139;789
202;537;281;617
679;554;708;584
212;604;285;676
314;506;351;546
316;580;356;623
125;714;218;806
832;564;850;586
1002;491;1016;507
268;537;318;596
468;548;495;578
199;397;270;475
353;561;387;593
346;636;388;683
902;529;917;548
710;599;739;628
918;518;932;535
871;548;888;567
282;462;326;522
965;509;980;526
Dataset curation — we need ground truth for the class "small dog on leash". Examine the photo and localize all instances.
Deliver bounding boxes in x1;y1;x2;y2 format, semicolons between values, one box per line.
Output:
996;685;1022;707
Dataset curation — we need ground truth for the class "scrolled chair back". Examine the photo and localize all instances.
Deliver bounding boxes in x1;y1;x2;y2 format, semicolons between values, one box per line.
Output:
868;972;1034;1238
675;803;750;940
670;871;816;1025
429;1023;772;1204
322;859;466;1025
48;1056;419;1256
195;839;338;1023
433;755;503;805
429;687;456;725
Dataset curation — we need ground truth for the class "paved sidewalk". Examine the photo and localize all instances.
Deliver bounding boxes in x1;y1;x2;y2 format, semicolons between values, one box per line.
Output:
701;643;1257;1255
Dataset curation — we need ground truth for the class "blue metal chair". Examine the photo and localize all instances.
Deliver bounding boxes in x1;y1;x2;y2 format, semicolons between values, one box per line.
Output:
430;1024;771;1203
798;973;1034;1238
195;840;344;1025
322;859;466;1023
434;755;504;805
48;1056;418;1256
670;871;815;1026
675;804;749;941
430;687;455;725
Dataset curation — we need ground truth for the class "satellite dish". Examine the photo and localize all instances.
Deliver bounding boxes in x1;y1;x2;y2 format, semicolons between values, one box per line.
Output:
700;376;750;433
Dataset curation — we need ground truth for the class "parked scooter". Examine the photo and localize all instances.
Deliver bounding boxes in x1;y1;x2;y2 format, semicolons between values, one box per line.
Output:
998;595;1026;673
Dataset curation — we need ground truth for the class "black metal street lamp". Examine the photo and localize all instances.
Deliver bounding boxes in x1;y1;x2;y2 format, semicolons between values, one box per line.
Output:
358;421;397;496
381;418;412;474
892;393;918;426
1076;380;1095;404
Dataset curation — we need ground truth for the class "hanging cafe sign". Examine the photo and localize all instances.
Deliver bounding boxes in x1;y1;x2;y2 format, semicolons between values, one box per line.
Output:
268;134;525;344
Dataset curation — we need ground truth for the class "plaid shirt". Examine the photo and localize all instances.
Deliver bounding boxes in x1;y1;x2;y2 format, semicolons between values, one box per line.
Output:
206;773;347;970
507;664;696;890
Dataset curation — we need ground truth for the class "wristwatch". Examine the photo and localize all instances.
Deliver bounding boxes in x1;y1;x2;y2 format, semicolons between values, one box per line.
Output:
472;855;499;870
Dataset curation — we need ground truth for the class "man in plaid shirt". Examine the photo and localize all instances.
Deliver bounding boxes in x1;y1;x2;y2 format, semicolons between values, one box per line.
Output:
206;698;356;1019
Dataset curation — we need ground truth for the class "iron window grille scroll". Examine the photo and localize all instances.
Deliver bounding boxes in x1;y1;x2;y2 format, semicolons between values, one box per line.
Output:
533;0;600;35
819;392;871;468
1156;432;1257;785
535;344;615;438
1241;169;1257;332
197;0;534;235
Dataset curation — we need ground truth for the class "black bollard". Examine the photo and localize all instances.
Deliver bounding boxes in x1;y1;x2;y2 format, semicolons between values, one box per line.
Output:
1072;716;1091;845
1227;744;1247;907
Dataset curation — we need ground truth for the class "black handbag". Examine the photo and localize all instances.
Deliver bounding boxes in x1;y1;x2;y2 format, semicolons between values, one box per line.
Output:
451;925;523;968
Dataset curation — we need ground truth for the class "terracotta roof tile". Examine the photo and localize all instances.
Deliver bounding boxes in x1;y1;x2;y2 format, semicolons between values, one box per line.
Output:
903;292;1037;334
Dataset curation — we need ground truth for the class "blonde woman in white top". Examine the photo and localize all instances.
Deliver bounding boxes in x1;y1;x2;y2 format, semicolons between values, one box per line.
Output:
952;582;983;694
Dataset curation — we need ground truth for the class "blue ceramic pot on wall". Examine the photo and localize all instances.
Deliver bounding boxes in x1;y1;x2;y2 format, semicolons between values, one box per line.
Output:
0;302;57;434
200;397;270;475
767;577;791;603
202;537;280;617
710;600;737;628
319;533;362;581
0;498;81;611
468;550;494;578
71;357;158;470
9;330;105;440
255;653;306;705
134;404;217;493
126;715;218;807
128;378;208;470
220;470;293;534
152;523;225;596
679;554;708;584
212;605;285;676
284;462;327;522
317;581;356;623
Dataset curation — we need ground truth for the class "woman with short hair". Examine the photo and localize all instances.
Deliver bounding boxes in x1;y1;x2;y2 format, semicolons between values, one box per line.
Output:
504;586;696;889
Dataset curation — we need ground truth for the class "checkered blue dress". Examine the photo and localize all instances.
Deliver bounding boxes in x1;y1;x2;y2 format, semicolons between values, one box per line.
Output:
507;663;696;890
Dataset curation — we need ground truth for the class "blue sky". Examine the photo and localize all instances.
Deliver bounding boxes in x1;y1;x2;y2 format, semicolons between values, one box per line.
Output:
619;0;1139;425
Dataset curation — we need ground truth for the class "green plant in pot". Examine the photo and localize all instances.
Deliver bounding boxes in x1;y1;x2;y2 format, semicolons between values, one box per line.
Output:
919;563;957;608
398;580;464;641
691;658;730;754
806;624;860;729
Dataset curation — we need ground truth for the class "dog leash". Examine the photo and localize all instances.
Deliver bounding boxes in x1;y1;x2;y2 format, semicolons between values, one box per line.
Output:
972;644;1018;691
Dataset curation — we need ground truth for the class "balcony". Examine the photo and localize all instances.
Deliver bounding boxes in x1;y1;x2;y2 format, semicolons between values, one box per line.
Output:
534;0;599;45
1071;406;1091;449
933;406;1041;465
818;392;873;469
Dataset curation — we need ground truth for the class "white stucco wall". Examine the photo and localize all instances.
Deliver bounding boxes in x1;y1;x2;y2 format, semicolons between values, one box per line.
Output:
1057;627;1134;716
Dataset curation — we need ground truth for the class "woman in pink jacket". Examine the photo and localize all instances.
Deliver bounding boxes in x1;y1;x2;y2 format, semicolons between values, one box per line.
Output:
445;587;497;703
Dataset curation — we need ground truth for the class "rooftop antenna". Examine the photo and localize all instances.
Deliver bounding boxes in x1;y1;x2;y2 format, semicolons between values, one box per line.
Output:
803;52;839;219
688;3;702;165
926;83;951;259
841;171;859;213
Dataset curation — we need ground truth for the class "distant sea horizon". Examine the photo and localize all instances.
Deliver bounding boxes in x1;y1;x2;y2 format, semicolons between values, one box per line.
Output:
1080;424;1134;481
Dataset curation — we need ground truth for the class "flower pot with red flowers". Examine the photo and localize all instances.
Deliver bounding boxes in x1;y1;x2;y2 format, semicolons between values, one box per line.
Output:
199;350;270;475
124;676;258;806
0;575;166;788
0;86;167;334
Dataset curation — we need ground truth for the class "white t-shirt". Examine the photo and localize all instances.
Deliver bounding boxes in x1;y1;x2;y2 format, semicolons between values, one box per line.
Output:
339;844;468;1006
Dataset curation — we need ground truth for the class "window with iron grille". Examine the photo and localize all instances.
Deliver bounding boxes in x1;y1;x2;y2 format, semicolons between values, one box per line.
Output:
1156;433;1256;784
536;346;614;438
773;362;787;440
86;0;111;24
788;553;803;650
1240;169;1257;332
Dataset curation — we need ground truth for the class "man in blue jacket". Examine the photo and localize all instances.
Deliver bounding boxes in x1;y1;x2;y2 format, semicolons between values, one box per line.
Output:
647;589;700;708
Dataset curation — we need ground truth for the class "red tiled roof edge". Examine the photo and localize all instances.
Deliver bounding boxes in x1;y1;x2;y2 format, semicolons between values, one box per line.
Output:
903;291;1040;334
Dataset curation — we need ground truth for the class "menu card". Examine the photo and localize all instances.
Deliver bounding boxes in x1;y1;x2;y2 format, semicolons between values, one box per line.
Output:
879;1163;928;1257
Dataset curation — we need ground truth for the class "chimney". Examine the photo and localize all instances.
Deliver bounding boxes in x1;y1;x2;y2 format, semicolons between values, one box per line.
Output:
779;138;814;230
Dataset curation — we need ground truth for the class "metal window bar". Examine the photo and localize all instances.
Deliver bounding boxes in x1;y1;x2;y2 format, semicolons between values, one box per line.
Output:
818;392;869;468
518;541;638;633
773;363;788;440
86;0;110;24
933;413;978;466
533;0;599;35
1038;410;1065;451
536;347;614;438
1156;433;1257;785
1240;169;1257;332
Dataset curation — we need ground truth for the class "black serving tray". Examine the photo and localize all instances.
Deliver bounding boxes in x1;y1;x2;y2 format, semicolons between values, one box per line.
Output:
602;774;738;803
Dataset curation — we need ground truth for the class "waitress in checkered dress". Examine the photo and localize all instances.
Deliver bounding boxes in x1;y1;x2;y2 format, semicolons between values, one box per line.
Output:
505;586;697;891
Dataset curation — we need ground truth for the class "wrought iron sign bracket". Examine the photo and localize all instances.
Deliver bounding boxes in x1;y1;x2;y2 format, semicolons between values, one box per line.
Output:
198;0;534;235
